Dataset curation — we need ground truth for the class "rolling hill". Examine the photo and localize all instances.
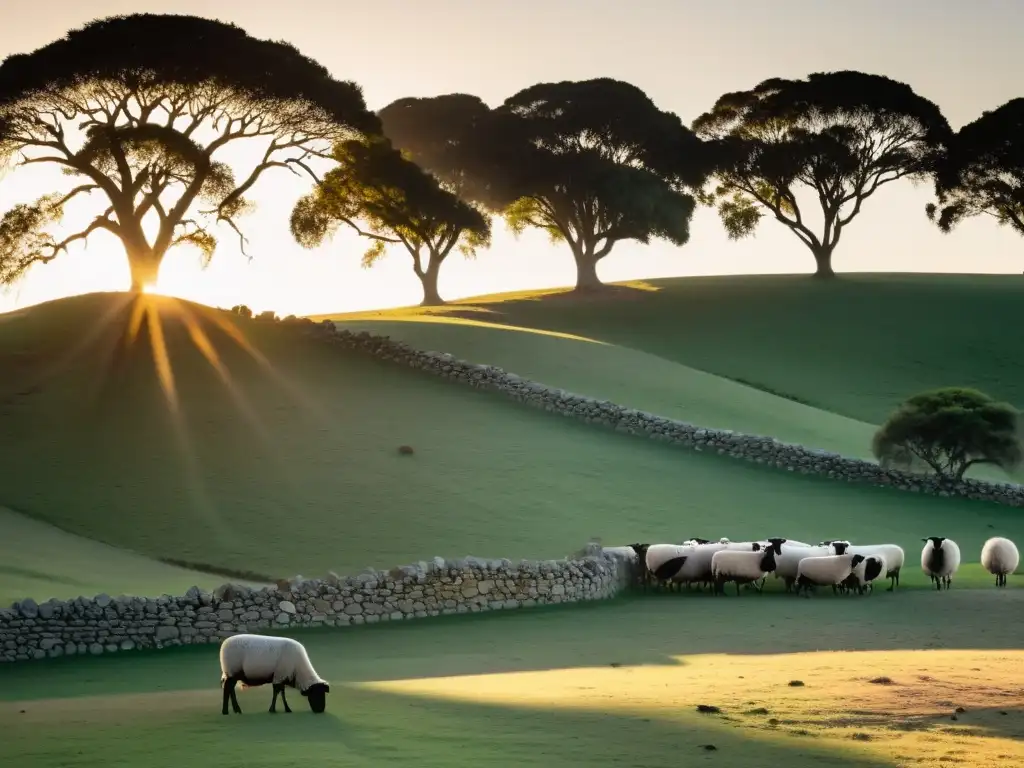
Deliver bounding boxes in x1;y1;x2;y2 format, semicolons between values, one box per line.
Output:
0;285;1021;603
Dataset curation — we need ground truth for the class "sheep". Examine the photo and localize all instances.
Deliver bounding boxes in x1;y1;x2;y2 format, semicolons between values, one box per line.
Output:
219;633;331;715
645;543;696;589
920;536;961;590
670;540;763;591
773;543;833;591
839;554;887;595
827;543;905;591
710;539;783;596
981;536;1019;588
795;553;866;596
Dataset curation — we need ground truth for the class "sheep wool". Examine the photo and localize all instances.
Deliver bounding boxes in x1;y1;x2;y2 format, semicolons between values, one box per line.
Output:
710;541;782;596
920;537;961;590
795;553;866;596
842;554;887;595
773;543;832;591
219;634;332;717
645;543;695;583
980;537;1020;587
830;543;905;591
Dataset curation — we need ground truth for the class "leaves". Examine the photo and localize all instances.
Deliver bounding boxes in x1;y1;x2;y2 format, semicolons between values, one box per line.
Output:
694;71;952;269
381;80;707;286
0;13;381;282
290;137;491;283
0;195;65;285
929;97;1024;236
872;387;1022;481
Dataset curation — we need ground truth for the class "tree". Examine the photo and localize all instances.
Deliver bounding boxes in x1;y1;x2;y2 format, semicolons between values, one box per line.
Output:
379;79;710;292
927;98;1024;238
871;387;1022;482
290;138;491;306
0;14;380;292
693;71;951;278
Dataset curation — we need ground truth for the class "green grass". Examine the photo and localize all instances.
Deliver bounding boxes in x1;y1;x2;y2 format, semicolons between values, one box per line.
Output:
3;592;1024;767
0;507;265;606
1;290;1023;604
322;272;1024;427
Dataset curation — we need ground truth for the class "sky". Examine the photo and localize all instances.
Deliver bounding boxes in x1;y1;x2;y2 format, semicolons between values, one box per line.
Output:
0;0;1021;317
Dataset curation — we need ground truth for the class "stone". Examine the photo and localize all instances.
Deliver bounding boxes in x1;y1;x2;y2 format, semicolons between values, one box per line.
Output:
155;626;180;642
278;600;297;615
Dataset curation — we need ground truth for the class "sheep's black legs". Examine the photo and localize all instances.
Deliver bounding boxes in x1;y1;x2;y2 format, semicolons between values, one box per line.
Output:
270;684;292;714
222;677;242;715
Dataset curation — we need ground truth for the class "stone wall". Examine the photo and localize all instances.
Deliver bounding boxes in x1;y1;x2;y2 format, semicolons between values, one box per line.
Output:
0;547;633;663
307;321;1024;508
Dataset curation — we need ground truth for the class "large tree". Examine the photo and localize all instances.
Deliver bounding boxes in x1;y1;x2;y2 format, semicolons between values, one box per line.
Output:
379;79;709;292
0;14;380;291
693;71;951;278
290;138;491;306
927;98;1024;238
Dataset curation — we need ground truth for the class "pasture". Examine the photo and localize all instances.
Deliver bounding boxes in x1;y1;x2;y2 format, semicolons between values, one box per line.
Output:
3;291;1022;602
2;593;1023;767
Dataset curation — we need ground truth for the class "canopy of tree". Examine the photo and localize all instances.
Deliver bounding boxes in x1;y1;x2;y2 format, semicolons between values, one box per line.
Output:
928;97;1024;238
872;387;1022;482
693;71;951;277
0;13;380;290
380;79;709;291
290;138;490;305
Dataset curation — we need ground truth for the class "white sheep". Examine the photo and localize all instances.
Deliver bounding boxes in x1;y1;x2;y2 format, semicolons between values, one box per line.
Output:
920;536;961;590
219;633;331;715
981;536;1019;588
795;553;866;596
710;540;783;596
773;543;833;591
670;540;763;590
840;554;887;595
829;542;905;591
645;543;695;588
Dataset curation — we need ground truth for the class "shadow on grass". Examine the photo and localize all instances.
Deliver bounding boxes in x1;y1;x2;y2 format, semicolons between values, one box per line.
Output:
0;685;896;768
5;589;1024;704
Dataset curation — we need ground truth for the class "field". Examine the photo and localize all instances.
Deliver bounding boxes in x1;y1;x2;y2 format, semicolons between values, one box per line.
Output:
3;593;1024;767
3;275;1024;766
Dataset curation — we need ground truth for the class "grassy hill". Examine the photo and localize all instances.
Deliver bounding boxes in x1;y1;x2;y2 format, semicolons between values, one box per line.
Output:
325;273;1024;424
0;288;1022;603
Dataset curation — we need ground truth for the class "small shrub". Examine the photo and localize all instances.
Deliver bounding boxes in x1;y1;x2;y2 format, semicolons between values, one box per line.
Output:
696;704;722;714
788;680;805;687
397;445;415;455
230;304;253;319
256;309;278;322
869;676;895;685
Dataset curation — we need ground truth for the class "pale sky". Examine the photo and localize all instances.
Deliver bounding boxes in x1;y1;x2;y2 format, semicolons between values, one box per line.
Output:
0;0;1021;316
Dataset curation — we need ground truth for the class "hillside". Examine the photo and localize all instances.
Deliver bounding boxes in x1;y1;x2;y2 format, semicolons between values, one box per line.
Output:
325;273;1024;426
2;290;1022;602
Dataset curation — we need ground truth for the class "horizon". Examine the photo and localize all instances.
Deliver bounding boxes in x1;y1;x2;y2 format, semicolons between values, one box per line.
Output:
0;0;1022;316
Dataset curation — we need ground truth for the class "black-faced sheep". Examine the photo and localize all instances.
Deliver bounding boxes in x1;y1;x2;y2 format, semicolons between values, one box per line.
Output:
219;634;331;715
920;536;961;590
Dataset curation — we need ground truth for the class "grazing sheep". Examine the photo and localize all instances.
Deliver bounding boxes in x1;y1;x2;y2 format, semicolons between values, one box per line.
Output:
981;537;1019;587
920;537;961;590
840;554;887;595
219;634;331;715
828;543;905;591
773;543;833;591
670;541;762;591
711;539;783;596
645;543;696;588
795;554;866;596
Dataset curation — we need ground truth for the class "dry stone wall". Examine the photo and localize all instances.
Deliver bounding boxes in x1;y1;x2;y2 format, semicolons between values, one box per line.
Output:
0;546;634;663
307;320;1024;508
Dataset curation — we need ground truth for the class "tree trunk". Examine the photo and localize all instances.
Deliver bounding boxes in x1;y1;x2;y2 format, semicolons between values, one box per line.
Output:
127;250;163;293
573;251;603;292
418;257;444;306
811;245;836;279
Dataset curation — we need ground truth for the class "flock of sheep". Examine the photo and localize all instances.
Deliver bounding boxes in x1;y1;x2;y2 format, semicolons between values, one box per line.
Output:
212;535;1020;716
607;535;1020;596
